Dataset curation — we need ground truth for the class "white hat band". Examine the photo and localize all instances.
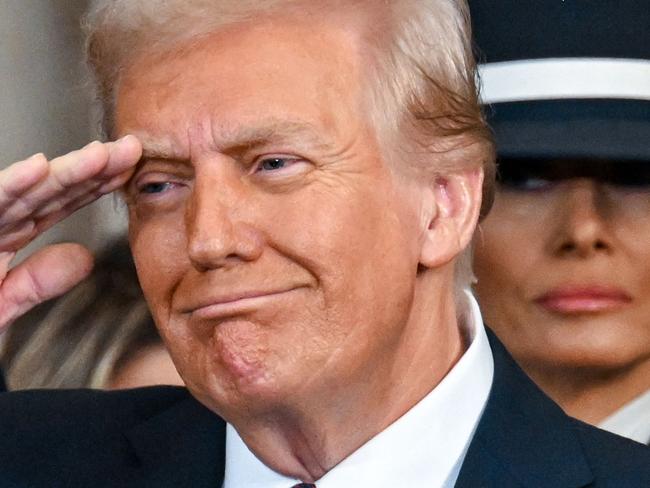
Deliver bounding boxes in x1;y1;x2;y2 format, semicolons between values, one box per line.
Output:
478;58;650;104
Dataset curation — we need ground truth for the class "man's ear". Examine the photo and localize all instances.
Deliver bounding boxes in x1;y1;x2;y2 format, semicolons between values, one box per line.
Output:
419;167;483;269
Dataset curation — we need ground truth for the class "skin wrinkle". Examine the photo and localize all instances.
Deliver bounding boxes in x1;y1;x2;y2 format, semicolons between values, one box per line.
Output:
127;120;363;203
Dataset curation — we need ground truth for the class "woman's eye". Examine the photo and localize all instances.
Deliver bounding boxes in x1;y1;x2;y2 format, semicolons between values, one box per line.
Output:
500;176;555;192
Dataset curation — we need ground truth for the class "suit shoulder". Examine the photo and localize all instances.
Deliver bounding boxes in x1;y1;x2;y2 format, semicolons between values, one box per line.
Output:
0;386;189;438
0;386;192;486
571;418;650;483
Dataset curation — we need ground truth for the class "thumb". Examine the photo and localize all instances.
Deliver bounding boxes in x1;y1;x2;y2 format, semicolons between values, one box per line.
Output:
0;243;94;330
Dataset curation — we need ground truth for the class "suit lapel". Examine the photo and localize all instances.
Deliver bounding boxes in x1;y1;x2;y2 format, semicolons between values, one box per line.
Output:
125;391;227;488
455;330;594;488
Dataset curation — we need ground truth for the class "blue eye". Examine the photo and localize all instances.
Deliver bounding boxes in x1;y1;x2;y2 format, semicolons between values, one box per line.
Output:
258;158;288;171
141;182;173;194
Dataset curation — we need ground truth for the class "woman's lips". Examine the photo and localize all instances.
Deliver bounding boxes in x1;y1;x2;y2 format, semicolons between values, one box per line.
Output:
534;286;632;314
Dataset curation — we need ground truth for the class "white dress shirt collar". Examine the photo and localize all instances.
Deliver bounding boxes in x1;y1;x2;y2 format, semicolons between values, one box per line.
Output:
223;291;494;488
598;388;650;445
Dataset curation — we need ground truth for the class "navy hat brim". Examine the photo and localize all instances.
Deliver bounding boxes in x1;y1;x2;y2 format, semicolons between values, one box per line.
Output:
486;99;650;162
469;0;650;163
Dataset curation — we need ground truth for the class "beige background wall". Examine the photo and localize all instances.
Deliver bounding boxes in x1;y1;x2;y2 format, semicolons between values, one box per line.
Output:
0;0;126;256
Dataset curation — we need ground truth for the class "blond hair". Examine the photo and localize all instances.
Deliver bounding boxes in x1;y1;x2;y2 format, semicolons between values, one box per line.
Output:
84;0;495;289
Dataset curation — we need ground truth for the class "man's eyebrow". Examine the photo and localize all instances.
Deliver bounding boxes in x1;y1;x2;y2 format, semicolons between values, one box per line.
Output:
135;120;333;160
212;120;333;153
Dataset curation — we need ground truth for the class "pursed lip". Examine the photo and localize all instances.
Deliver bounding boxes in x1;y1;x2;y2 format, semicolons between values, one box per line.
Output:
180;286;305;319
534;285;632;315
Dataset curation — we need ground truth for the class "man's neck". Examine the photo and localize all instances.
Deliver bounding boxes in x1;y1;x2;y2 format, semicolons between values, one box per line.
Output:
228;285;465;482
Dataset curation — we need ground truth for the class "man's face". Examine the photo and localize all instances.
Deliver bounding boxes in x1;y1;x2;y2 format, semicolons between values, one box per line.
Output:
115;18;429;418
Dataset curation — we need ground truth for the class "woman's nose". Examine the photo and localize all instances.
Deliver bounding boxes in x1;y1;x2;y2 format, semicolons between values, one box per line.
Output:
548;179;613;258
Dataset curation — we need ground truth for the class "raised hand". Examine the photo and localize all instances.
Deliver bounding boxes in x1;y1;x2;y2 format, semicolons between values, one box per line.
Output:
0;136;142;330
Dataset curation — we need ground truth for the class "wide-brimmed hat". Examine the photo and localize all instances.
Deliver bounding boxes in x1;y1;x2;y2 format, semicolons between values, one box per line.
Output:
470;1;650;161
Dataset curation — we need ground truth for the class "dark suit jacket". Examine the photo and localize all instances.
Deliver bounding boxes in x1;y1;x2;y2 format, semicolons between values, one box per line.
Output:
1;331;649;487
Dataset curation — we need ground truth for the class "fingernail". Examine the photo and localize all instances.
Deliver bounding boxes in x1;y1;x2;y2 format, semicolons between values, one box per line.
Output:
28;152;45;161
117;134;133;143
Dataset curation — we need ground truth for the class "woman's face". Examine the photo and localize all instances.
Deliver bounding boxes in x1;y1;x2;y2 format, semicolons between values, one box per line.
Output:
474;160;650;375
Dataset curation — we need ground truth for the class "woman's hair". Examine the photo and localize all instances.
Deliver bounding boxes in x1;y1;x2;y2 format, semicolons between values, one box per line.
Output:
1;239;162;390
83;0;494;290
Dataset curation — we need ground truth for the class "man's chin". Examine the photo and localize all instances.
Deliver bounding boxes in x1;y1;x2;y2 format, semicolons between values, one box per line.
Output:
195;373;302;424
202;354;292;411
181;320;315;414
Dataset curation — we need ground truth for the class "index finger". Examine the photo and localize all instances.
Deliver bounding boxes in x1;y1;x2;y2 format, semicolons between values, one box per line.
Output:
33;135;143;203
0;136;142;225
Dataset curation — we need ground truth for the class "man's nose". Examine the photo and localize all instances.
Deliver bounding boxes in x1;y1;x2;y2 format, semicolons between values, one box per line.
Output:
186;166;264;271
548;179;613;258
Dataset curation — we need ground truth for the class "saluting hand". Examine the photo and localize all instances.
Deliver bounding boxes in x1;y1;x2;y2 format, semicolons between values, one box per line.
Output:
0;136;142;331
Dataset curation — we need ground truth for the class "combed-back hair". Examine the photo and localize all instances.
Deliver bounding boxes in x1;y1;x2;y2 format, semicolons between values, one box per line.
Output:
84;0;495;289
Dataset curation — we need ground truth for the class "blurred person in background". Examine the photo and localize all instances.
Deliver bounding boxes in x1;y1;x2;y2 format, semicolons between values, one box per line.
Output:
1;238;183;390
470;1;650;444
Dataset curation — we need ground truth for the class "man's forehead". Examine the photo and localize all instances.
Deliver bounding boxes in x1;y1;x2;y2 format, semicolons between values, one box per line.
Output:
133;119;334;160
